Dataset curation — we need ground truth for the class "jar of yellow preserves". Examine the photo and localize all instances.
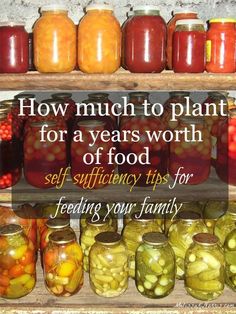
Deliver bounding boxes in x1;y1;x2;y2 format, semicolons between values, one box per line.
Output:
89;232;129;297
224;228;236;291
136;232;176;298
185;233;225;301
168;211;208;279
34;5;76;73
78;4;121;73
80;217;115;272
203;200;226;233
122;213;162;278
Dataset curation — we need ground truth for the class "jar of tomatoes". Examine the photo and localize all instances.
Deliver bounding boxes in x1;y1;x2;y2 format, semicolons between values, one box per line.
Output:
51;93;75;129
43;229;83;296
206;19;236;73
14;93;37;123
0;22;28;73
173;19;206;73
0;224;36;299
167;10;198;70
34;5;76;73
78;4;121;74
24;121;67;188
123;5;166;73
169;117;211;185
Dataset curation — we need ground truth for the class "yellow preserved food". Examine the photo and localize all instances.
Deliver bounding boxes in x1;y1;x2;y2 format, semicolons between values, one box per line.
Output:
34;5;76;73
78;4;121;73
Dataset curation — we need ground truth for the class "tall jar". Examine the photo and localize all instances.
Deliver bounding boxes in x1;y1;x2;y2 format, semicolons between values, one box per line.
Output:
169;117;211;185
167;10;198;70
122;213;162;278
173;19;206;73
224;228;236;291
214;202;236;244
24;121;67;188
43;229;83;296
14;93;37;124
0;22;28;73
34;5;76;73
78;4;121;74
123;5;166;73
206;19;236;73
203;200;226;233
185;233;225;300
90;232;129;297
136;232;176;298
80;217;115;272
168;211;208;279
0;224;36;299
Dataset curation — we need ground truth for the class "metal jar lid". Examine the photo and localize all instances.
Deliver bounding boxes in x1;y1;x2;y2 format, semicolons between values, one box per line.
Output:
78;120;105;128
0;99;18;108
131;212;155;222
0;224;23;236
193;233;219;246
51;93;72;100
86;216;109;227
143;232;167;246
49;229;76;244
177;211;201;221
46;218;70;229
29;121;57;128
14;93;35;100
95;231;121;245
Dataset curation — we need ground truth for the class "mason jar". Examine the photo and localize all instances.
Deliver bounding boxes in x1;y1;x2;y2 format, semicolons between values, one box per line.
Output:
203;200;226;233
224;228;236;291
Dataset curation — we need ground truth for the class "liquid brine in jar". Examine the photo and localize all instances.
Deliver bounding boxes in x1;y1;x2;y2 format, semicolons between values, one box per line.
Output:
224;229;236;291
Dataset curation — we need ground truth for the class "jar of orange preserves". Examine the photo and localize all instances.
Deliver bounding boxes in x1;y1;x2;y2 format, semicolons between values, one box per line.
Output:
34;5;76;73
78;4;121;74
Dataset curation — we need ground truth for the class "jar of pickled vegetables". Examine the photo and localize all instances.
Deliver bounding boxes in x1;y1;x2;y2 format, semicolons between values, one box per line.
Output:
224;228;236;291
203;200;226;233
136;232;175;298
34;5;76;73
122;213;162;278
168;211;208;279
90;232;129;297
169;117;211;185
185;233;225;300
80;217;115;272
0;224;36;299
214;202;236;244
78;4;121;74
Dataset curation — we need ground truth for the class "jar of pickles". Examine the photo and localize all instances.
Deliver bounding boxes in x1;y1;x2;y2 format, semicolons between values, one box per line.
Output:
185;233;224;300
34;5;76;73
122;213;162;278
90;232;129;297
224;228;236;291
80;217;115;272
0;224;36;299
169;117;211;185
78;4;121;74
168;211;208;279
203;200;226;233
136;232;175;298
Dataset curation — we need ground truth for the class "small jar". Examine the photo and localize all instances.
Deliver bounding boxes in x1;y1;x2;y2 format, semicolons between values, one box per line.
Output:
173;19;206;73
168;211;208;279
206;19;236;73
122;213;162;278
80;217;115;272
224;228;236;291
214;202;236;244
43;229;83;296
0;22;28;73
185;233;225;301
136;232;176;298
0;224;36;299
203;200;226;233
90;232;129;297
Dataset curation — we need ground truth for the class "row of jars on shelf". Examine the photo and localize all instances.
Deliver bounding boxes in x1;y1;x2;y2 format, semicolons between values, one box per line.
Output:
0;200;235;300
0;4;236;74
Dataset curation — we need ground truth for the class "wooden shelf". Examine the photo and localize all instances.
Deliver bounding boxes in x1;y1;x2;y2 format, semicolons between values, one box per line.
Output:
0;70;236;91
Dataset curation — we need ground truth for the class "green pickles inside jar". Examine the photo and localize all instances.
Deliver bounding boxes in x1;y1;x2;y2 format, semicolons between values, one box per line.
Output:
224;228;236;291
185;233;225;301
203;200;226;233
136;232;176;298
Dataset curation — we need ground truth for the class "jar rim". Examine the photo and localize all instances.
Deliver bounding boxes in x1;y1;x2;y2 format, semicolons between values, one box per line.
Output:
143;232;167;246
176;19;204;26
193;233;219;246
0;21;25;27
49;229;76;244
174;9;198;15
51;93;72;99
14;93;35;100
46;218;70;229
86;4;113;11
133;5;160;12
41;4;68;12
0;224;23;236
78;120;105;128
209;18;236;24
95;232;121;245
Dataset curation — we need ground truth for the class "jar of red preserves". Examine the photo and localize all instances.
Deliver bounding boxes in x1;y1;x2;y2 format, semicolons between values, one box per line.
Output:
0;22;28;73
167;10;198;70
14;93;37;123
206;19;236;73
173;19;206;73
123;5;166;73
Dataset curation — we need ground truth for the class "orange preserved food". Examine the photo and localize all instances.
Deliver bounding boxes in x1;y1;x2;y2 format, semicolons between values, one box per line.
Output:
33;5;76;73
78;4;121;73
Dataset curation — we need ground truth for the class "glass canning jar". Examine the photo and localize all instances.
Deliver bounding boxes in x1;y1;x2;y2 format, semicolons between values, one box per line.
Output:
168;211;208;279
43;229;83;296
136;232;176;298
51;93;75;130
224;228;236;291
203;200;226;233
185;233;225;300
0;224;36;299
89;232;129;297
122;213;162;278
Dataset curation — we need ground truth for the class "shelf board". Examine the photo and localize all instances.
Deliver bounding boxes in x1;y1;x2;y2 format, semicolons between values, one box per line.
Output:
0;70;236;91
